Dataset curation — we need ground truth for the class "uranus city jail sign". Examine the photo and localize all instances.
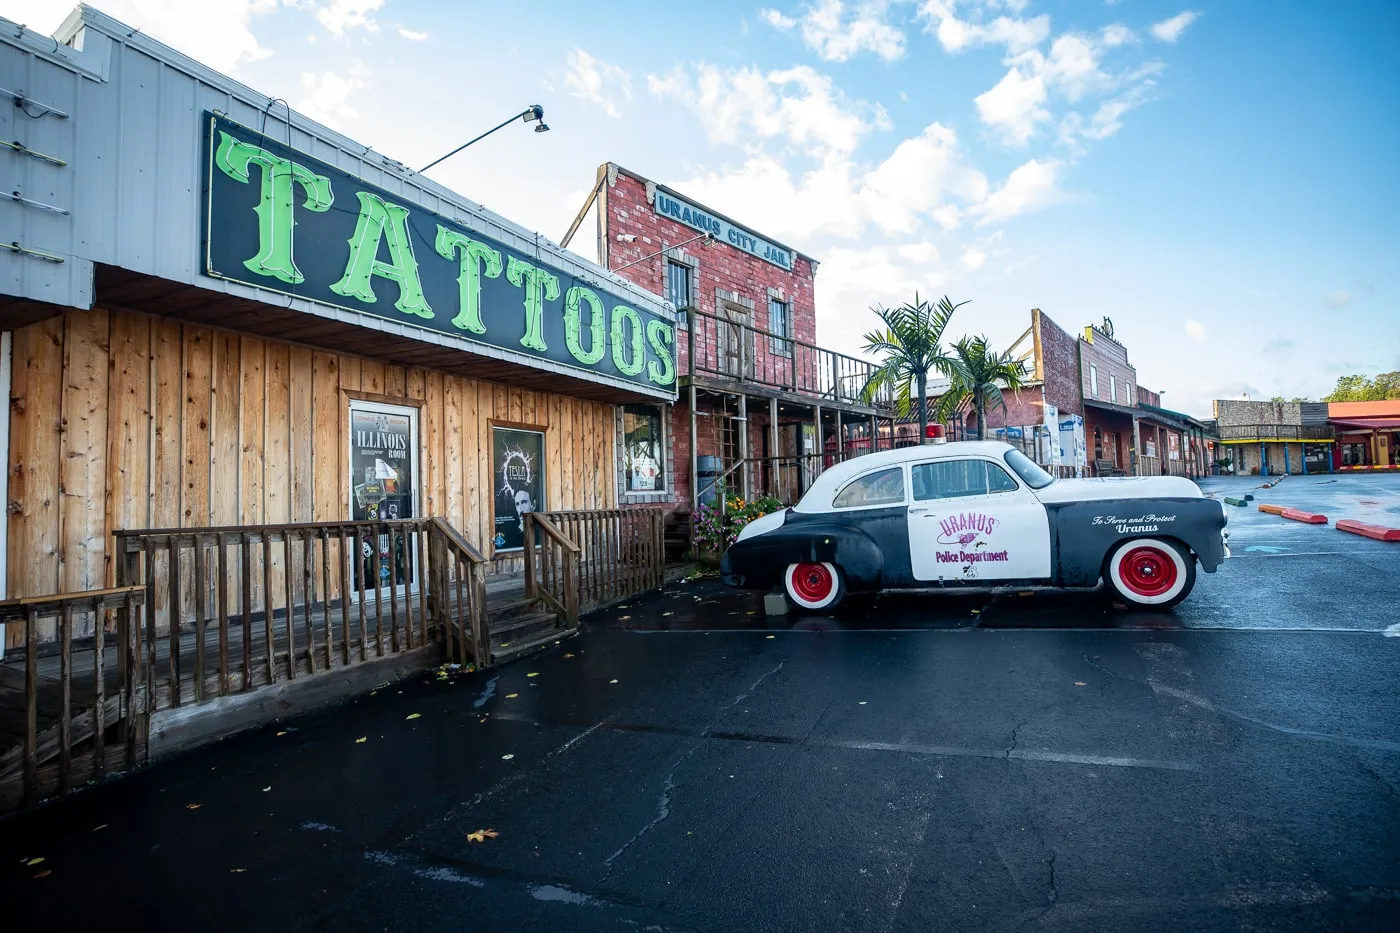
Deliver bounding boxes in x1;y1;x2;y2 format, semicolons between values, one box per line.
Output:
202;112;676;392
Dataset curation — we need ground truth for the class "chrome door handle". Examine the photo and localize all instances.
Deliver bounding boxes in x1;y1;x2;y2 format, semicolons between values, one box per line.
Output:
908;506;930;515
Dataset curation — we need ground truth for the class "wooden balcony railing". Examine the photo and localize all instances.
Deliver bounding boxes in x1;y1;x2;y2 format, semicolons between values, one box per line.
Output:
1216;424;1333;441
0;587;146;810
684;309;894;409
426;518;491;669
541;508;666;612
523;513;581;627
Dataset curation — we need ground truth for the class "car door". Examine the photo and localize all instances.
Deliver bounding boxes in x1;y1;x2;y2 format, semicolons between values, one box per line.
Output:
906;456;1052;582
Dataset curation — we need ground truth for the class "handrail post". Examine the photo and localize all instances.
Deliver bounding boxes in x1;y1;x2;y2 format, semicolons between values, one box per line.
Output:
523;513;537;599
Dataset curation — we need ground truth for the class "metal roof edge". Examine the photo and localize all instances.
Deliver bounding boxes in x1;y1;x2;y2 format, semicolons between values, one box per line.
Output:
66;7;670;320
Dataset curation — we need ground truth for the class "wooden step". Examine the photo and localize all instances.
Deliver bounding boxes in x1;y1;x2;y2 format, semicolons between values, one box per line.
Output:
492;627;577;666
0;693;126;782
490;611;560;646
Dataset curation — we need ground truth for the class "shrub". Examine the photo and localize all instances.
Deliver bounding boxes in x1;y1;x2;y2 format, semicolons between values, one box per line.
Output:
693;482;784;552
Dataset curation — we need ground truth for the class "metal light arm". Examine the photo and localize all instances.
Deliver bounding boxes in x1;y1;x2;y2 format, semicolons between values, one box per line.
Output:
419;106;543;173
611;231;714;272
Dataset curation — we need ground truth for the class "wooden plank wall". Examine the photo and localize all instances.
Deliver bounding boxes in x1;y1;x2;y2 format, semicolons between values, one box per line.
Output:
4;307;618;645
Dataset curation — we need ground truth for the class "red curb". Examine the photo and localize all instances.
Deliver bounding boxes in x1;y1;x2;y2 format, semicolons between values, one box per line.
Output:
1280;508;1328;525
1336;519;1400;542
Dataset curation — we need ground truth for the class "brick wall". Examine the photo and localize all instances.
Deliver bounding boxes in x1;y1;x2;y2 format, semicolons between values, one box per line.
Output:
1212;399;1301;428
1032;309;1082;417
978;385;1048;431
1077;326;1137;408
602;167;819;377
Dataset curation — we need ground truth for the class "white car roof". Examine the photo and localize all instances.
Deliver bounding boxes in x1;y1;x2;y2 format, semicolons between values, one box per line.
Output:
794;441;1020;512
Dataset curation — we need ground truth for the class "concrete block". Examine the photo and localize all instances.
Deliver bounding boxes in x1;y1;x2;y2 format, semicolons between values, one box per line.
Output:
763;593;789;616
1257;503;1285;514
1224;497;1249;507
1336;519;1400;542
1280;508;1328;525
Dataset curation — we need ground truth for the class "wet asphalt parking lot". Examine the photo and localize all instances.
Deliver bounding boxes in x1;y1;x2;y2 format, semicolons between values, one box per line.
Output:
3;474;1398;931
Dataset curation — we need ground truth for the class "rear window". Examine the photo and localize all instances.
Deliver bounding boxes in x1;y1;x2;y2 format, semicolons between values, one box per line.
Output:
833;467;906;509
1004;449;1056;489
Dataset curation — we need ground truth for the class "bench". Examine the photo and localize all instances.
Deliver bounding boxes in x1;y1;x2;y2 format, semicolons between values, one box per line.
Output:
1093;458;1127;477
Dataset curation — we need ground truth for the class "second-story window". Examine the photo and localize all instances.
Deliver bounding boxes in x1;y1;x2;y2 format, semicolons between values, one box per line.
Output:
1110;374;1117;404
1090;364;1099;397
666;259;692;329
769;296;793;357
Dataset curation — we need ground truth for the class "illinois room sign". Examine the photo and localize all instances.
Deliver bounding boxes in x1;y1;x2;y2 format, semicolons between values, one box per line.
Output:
202;112;676;391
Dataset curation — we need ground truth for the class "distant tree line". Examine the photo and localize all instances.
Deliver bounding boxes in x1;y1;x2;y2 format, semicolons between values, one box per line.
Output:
1322;372;1400;402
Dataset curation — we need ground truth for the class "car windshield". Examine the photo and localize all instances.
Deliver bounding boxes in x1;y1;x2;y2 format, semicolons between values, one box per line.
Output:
1004;449;1056;489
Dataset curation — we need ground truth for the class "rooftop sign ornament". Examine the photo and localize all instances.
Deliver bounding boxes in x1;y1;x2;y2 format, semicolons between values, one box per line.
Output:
651;189;794;271
202;112;675;393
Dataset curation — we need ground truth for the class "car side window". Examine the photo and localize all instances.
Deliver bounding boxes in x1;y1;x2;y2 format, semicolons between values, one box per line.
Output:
833;467;906;509
913;460;1021;501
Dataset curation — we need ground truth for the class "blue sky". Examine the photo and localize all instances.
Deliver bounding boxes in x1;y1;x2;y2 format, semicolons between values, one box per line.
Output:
11;0;1399;417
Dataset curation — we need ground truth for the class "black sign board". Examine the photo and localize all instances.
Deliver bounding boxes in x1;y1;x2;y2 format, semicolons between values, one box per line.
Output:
492;427;546;553
202;112;676;393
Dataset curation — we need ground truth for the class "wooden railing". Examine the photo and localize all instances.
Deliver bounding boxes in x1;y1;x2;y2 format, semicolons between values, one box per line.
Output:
685;309;894;409
426;518;490;668
523;514;581;627
113;518;488;713
1217;424;1333;441
0;587;146;810
542;508;666;612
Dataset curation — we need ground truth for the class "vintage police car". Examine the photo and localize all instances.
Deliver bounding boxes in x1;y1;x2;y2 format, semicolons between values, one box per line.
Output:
721;440;1229;612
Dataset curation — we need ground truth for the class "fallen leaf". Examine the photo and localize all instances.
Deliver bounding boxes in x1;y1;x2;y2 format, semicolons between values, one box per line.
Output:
1074;682;1087;687
609;679;619;684
563;653;575;659
662;612;674;617
33;870;51;879
230;868;247;873
405;713;421;720
355;737;368;744
276;731;287;737
526;672;539;678
505;693;519;699
25;857;44;867
971;609;981;615
370;691;377;696
746;611;756;616
858;701;867;706
500;642;511;648
502;754;515;761
619;616;632;621
185;804;201;810
765;635;775;639
466;828;500;843
93;825;108;832
262;787;271;793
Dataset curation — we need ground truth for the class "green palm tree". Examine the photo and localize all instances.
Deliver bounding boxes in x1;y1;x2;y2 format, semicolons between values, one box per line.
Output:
935;335;1029;440
860;294;968;442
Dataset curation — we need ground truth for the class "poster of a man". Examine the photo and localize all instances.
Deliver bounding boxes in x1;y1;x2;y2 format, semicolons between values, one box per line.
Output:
492;427;545;552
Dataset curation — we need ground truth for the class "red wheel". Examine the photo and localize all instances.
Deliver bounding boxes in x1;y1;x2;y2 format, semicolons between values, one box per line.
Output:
784;562;845;612
1105;538;1194;608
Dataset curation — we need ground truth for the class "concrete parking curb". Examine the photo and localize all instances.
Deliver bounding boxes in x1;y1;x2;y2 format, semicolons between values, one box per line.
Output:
1257;504;1285;515
1224;497;1249;507
1280;508;1328;525
1336;520;1400;542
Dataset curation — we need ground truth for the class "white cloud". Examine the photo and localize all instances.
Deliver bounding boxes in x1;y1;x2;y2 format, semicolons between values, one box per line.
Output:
816;244;951;352
647;63;886;158
1327;289;1352;309
397;26;428;41
975;65;1049;146
1150;10;1199;43
974;158;1063;225
297;66;366;130
960;245;987;270
859;123;990;233
919;1;1050;55
1185;319;1207;342
4;0;279;73
564;49;633;118
1059;77;1157;143
762;0;907;62
315;0;384;37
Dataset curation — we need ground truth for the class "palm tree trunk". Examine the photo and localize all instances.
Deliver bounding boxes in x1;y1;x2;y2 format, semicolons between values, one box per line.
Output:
976;392;987;441
916;370;928;442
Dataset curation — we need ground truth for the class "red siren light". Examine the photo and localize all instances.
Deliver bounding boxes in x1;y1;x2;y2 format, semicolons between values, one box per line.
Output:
924;423;947;445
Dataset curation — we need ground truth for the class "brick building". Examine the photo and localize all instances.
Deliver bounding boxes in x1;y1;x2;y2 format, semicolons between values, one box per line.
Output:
1212;400;1333;474
971;308;1086;476
563;164;897;521
1077;319;1140;475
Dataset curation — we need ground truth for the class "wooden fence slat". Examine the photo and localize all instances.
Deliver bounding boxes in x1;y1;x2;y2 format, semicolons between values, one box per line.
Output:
217;537;230;697
284;535;296;680
388;526;400;654
125;595;139;769
24;607;38;807
241;534;253;690
193;541;206;703
59;604;72;794
321;530;333;668
263;537;275;685
416;528;429;648
144;541;157;719
303;533;316;675
93;606;106;779
339;529;354;666
168;539;181;708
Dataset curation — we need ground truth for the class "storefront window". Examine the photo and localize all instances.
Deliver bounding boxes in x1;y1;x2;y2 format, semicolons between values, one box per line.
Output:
667;260;692;329
623;406;665;493
348;401;418;592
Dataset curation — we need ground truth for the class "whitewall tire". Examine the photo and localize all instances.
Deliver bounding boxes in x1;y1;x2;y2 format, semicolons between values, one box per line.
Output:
1105;537;1195;608
783;562;845;613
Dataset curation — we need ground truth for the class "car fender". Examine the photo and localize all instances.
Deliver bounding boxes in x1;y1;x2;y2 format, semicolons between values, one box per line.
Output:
724;520;887;590
1046;498;1228;586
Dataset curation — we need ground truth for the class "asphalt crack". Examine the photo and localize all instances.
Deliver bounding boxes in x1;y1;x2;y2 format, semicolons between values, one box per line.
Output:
1006;719;1029;760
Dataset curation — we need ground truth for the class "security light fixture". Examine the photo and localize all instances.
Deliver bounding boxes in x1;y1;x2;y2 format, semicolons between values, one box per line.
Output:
418;105;549;173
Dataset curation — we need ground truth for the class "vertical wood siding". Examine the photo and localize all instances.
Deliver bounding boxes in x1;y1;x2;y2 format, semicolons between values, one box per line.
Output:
5;308;618;645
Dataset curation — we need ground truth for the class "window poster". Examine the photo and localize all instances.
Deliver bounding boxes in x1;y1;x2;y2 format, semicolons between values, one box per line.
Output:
624;406;664;492
350;405;416;589
492;427;546;553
